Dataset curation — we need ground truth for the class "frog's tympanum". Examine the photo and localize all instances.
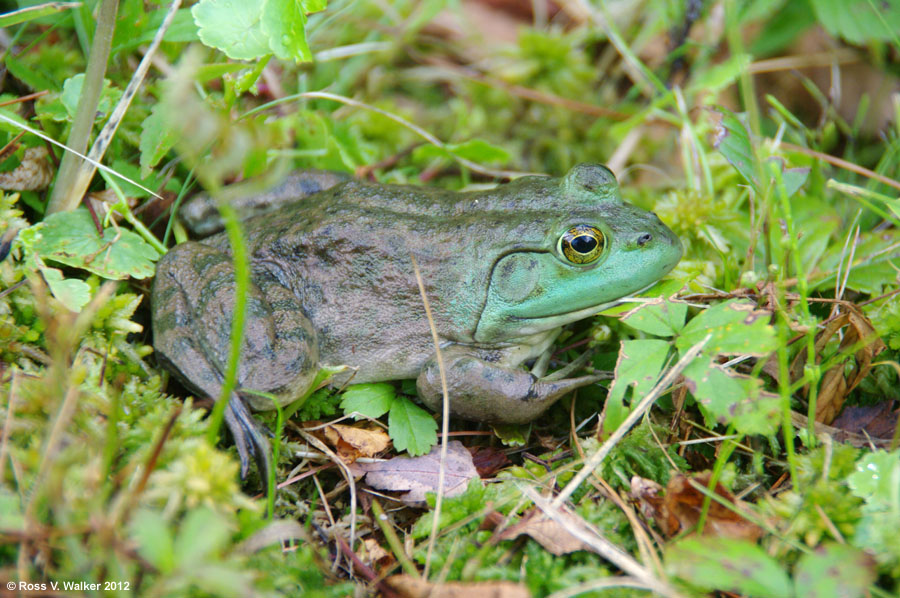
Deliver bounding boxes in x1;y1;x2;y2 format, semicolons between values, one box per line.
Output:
152;164;682;477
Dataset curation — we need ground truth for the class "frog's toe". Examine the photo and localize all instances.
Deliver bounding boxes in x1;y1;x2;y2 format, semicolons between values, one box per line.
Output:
224;396;272;482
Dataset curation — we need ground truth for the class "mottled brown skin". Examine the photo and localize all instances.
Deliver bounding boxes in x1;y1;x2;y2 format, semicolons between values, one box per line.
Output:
151;164;682;478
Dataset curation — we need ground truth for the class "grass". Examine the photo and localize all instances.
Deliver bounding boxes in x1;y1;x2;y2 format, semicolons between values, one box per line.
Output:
2;0;900;596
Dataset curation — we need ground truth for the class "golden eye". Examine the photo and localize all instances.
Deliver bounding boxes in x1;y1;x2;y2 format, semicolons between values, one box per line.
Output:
559;225;604;264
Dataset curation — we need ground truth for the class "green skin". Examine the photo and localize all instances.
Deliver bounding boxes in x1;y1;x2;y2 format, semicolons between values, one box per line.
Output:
151;163;682;477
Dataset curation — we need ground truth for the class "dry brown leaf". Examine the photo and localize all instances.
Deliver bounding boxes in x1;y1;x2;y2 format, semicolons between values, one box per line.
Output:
630;473;762;540
385;575;530;598
498;508;591;555
0;146;53;191
790;306;886;424
830;401;898;440
468;445;510;477
322;423;391;462
351;440;479;506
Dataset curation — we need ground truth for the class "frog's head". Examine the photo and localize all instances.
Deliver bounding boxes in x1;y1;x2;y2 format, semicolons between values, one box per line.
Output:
474;163;682;343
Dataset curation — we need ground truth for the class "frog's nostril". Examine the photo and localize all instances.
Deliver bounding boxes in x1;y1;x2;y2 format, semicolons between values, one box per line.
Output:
637;232;653;246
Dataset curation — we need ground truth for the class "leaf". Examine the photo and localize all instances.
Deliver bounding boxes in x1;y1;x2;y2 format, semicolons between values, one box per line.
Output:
683;360;780;436
788;307;886;425
0;2;80;28
261;0;326;63
620;299;687;337
793;543;877;598
631;473;763;540
810;0;900;44
130;509;176;573
352;440;478;506
60;75;122;120
666;536;792;598
340;383;396;419
446;139;510;163
498;508;591;555
173;507;231;566
31;208;160;280
676;300;777;357
389;396;438;456
847;449;900;506
140;104;180;177
713;108;758;192
603;339;670;434
322;423;391;462
40;266;91;312
192;0;270;60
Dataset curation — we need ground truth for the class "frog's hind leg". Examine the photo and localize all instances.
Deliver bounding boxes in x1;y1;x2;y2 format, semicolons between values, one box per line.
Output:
152;242;319;480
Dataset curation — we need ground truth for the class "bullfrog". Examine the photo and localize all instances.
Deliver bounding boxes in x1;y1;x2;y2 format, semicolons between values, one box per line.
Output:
151;164;682;477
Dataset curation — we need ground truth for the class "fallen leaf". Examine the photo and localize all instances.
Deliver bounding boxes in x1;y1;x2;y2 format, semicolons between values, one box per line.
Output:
630;473;762;540
322;423;391;463
830;401;898;440
790;306;886;424
498;508;591;555
385;575;530;598
351;440;479;506
0;146;53;191
468;445;510;477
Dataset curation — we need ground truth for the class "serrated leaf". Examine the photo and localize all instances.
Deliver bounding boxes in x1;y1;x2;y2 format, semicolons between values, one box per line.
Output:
604;339;670;433
714;108;758;192
683;360;780;435
130;509;176;573
192;0;270;60
389;397;437;456
666;536;792;598
793;543;876;598
620;299;687;337
261;0;325;63
140;104;179;177
31;208;160;280
676;300;777;357
340;383;396;419
41;266;91;312
174;507;231;565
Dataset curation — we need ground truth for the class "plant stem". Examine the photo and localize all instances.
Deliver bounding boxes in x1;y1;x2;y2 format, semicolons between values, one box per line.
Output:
46;0;118;214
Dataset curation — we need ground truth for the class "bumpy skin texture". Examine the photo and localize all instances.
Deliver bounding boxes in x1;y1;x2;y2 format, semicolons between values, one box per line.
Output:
152;164;682;474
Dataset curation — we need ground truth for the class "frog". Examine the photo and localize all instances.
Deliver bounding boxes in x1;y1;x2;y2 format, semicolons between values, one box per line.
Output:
151;163;682;479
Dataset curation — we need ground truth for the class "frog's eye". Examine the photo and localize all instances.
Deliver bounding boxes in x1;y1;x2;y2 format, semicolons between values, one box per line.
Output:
558;225;605;264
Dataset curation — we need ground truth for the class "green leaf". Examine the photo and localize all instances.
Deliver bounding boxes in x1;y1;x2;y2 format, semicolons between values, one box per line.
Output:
261;0;326;63
490;423;528;446
340;383;396;419
714;108;758;192
793;543;876;598
389;397;438;456
4;54;58;93
604;339;670;433
31;208;160;280
0;487;24;531
192;0;270;60
676;300;777;357
666;536;792;598
140;104;180;177
41;266;91;312
688;53;750;96
847;449;900;506
130;509;176;573
0;2;80;28
683;360;780;435
60;75;121;121
446;139;510;163
810;0;900;44
174;507;231;565
620;299;687;337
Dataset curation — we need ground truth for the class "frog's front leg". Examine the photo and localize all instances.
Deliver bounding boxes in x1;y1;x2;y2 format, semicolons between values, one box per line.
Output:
416;345;604;424
152;242;318;479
